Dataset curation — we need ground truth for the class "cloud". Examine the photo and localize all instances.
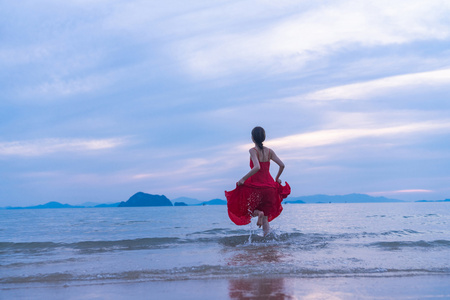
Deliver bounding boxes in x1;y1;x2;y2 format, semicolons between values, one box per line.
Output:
300;68;450;101
18;171;62;178
23;75;113;99
0;45;53;67
368;189;433;196
0;138;126;156
174;0;450;78
132;173;157;180
243;121;450;151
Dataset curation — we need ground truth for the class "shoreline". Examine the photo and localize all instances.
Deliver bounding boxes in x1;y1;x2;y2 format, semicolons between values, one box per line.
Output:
3;275;450;300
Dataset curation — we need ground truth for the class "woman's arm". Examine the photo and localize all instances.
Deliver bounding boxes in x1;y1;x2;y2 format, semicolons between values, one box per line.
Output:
237;149;260;185
270;149;285;183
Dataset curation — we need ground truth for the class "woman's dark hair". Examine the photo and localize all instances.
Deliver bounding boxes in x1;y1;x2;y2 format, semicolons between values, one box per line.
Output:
251;126;266;151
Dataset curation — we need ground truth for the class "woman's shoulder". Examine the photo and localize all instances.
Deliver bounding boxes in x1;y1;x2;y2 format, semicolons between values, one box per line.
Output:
248;147;258;156
249;147;269;153
249;147;272;156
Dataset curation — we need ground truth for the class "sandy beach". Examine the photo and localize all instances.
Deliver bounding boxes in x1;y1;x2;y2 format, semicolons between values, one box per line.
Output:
3;275;450;300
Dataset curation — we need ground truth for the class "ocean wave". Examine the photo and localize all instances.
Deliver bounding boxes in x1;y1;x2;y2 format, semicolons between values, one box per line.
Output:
218;232;331;249
368;240;450;250
1;232;314;256
2;230;442;257
188;228;248;236
380;229;421;235
1;258;79;268
0;237;181;256
2;265;449;285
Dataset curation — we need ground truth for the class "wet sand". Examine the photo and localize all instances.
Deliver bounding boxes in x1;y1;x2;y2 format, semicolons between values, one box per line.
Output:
3;275;450;299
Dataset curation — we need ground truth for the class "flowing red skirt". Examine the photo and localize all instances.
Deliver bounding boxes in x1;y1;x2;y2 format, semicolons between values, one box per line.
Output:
225;182;291;225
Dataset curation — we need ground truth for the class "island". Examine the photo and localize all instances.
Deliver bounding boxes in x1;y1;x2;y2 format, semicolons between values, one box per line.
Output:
118;192;173;207
201;199;227;205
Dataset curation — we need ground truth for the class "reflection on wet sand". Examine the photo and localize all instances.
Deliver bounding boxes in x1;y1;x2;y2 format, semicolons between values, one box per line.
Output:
226;244;286;266
229;277;295;300
226;243;295;299
228;276;354;300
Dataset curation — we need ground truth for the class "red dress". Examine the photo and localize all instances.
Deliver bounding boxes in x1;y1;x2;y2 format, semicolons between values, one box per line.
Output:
225;149;291;225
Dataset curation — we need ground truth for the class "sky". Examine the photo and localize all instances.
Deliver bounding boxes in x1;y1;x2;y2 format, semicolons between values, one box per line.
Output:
1;0;450;206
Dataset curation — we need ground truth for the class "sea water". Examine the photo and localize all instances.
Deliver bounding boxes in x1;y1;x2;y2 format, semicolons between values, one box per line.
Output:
1;203;449;288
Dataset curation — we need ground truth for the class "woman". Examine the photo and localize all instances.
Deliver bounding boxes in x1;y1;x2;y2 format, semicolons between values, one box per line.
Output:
225;126;290;235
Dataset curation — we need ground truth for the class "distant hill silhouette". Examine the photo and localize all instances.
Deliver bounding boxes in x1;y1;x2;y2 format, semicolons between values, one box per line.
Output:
5;201;83;209
172;197;203;205
283;199;306;204
6;193;446;210
416;199;450;202
284;193;403;204
118;192;173;207
200;199;227;205
94;203;120;207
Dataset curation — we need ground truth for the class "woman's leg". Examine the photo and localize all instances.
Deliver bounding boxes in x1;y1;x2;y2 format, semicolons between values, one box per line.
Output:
262;216;270;236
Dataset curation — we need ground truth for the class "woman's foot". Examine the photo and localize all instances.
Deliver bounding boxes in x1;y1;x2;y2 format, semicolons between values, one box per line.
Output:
256;211;264;228
252;210;264;228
